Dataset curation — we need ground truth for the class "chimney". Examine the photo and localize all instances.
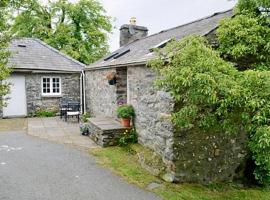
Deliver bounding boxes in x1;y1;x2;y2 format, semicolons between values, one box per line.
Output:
120;17;148;47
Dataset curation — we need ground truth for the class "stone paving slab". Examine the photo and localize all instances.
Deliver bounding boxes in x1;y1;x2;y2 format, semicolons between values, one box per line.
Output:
0;118;27;132
89;117;127;130
28;117;97;149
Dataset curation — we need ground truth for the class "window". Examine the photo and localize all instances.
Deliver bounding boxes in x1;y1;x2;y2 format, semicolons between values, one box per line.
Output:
42;77;61;96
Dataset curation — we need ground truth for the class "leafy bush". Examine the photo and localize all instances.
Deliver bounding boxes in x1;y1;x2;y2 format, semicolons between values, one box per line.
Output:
116;104;135;119
217;0;270;71
118;128;138;147
249;126;270;185
35;110;57;117
149;35;270;185
81;112;91;123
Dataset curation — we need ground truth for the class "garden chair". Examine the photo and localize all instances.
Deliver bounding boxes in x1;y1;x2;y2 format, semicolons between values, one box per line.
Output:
65;102;80;123
59;97;72;119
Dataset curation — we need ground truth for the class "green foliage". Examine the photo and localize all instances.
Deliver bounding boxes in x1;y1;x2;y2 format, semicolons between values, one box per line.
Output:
118;128;138;147
0;0;12;107
236;0;270;15
80;123;89;135
116;104;135;119
81;112;91;123
216;1;270;184
8;0;112;64
217;1;270;70
149;36;243;134
35;109;57;117
150;0;270;184
249;126;270;185
149;35;270;185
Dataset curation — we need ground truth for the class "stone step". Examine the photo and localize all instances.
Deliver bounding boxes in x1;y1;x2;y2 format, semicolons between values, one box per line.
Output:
88;117;131;147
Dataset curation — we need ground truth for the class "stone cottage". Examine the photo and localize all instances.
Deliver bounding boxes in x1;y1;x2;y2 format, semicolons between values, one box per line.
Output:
0;38;85;118
85;10;248;184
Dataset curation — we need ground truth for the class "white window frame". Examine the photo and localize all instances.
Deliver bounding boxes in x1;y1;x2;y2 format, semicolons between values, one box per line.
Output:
41;76;62;97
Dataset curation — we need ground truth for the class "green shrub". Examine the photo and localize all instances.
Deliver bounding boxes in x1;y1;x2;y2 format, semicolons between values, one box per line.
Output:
149;35;270;185
81;112;91;123
116;104;135;119
35;110;56;117
118;128;138;147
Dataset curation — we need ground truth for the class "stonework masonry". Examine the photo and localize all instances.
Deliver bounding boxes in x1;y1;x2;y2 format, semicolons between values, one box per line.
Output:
85;69;118;118
25;73;80;115
85;67;128;118
85;65;249;184
127;66;175;168
0;72;80;117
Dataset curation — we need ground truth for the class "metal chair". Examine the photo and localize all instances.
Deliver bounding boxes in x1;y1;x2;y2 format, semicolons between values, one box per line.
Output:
65;102;80;122
59;97;72;119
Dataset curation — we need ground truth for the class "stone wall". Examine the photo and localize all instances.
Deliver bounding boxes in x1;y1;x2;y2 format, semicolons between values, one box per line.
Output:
0;72;80;118
25;73;80;115
85;67;128;118
173;129;248;183
127;66;175;168
116;67;127;105
85;69;118;118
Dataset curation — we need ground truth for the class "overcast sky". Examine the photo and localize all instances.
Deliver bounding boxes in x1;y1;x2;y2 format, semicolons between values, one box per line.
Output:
99;0;237;51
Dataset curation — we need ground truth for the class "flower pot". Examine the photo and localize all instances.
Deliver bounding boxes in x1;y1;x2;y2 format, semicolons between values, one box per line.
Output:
121;118;131;127
108;78;117;85
80;123;90;136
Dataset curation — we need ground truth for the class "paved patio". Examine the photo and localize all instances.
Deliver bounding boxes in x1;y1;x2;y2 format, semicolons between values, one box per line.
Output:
0;118;27;132
27;117;97;149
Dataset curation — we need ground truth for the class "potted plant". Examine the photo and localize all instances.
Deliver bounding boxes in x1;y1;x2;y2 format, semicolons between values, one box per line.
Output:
80;112;91;136
116;104;135;127
105;72;117;85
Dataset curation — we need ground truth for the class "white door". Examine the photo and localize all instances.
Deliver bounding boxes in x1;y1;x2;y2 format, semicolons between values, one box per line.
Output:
3;75;27;118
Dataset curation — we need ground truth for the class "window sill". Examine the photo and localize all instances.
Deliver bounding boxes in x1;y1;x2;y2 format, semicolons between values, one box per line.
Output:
42;94;62;98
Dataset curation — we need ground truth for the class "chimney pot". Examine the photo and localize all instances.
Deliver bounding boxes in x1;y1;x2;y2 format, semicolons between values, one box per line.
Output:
130;17;137;25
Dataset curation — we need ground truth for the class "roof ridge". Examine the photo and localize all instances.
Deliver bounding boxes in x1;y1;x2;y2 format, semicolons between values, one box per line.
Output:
121;9;233;48
24;37;86;68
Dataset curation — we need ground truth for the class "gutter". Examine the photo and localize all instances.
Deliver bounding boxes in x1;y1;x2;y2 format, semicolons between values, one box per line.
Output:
85;60;148;71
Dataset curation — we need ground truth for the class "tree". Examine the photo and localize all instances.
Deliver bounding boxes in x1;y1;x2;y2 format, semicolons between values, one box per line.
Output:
149;0;270;185
149;35;270;185
9;0;113;64
0;0;12;107
217;0;270;70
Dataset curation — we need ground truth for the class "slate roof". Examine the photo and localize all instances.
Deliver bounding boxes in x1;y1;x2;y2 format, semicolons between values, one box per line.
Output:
9;38;85;72
87;9;233;70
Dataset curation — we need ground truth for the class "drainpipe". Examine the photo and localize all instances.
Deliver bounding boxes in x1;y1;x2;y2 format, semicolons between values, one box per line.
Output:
82;70;86;114
80;71;83;114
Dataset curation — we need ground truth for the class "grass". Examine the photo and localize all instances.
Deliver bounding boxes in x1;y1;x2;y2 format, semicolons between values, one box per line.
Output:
90;144;270;200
